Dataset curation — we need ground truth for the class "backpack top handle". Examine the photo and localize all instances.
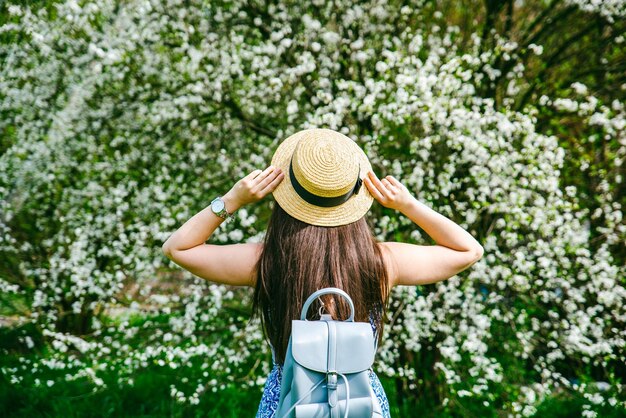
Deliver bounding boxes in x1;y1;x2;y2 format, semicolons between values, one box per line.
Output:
300;287;355;322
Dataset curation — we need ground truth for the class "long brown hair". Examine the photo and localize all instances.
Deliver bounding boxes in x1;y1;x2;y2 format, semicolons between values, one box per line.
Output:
251;201;391;366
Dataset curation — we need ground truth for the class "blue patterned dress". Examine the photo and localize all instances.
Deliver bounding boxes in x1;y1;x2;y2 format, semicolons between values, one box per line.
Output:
255;311;391;417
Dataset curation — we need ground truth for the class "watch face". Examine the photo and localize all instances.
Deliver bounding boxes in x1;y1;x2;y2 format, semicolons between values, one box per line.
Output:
212;199;225;212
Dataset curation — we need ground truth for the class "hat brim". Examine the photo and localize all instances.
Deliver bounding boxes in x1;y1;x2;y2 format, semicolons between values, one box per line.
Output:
270;128;374;227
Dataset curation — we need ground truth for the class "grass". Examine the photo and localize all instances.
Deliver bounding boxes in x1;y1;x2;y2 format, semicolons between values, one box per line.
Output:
1;307;623;417
3;365;624;418
1;368;259;418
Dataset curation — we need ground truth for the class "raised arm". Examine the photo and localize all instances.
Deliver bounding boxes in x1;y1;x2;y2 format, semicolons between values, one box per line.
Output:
364;171;483;287
161;165;283;287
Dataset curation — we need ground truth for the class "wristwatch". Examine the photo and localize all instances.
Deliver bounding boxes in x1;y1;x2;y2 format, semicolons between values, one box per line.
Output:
210;196;233;221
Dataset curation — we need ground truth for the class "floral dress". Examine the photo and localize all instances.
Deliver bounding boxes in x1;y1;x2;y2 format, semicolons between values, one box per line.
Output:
255;311;391;417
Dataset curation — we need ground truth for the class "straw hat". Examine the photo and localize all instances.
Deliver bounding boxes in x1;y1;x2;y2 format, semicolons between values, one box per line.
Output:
270;128;374;227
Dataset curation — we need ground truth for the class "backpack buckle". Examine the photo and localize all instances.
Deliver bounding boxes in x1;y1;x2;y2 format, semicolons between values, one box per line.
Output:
326;371;338;389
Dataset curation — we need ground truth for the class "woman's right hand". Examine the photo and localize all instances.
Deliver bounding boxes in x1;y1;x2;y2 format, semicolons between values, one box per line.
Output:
363;170;414;211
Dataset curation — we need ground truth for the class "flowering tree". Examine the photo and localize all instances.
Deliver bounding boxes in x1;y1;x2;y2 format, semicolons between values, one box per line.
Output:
1;0;624;416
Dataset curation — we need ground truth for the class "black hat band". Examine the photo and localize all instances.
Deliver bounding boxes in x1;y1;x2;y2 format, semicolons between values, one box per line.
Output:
288;155;362;208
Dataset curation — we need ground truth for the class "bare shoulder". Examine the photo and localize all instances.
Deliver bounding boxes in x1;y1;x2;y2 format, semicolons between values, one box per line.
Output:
376;241;482;287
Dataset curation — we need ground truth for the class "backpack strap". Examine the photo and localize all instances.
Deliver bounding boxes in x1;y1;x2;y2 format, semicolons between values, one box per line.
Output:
280;374;326;418
374;328;379;354
300;287;355;321
280;370;352;418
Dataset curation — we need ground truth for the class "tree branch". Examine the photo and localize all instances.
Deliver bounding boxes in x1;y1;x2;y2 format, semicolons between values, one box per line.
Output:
516;19;600;110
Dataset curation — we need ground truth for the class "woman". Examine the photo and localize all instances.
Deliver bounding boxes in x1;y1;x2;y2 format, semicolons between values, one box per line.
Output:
162;128;484;417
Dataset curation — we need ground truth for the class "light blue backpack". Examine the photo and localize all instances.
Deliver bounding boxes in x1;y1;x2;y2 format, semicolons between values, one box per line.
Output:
275;287;384;418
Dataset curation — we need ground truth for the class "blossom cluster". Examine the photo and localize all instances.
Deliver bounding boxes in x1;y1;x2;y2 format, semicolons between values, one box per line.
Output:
1;0;624;415
564;0;626;23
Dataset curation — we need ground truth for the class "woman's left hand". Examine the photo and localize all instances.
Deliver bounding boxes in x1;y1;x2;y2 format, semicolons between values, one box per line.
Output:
225;165;284;207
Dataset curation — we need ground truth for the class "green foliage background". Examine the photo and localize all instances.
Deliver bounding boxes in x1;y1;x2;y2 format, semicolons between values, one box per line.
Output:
1;0;625;417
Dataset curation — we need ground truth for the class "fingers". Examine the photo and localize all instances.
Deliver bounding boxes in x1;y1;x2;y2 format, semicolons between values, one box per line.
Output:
247;166;278;181
364;171;388;201
254;166;276;179
261;171;284;193
364;171;407;209
386;175;402;188
381;178;397;191
365;181;384;201
252;166;284;194
247;169;263;180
